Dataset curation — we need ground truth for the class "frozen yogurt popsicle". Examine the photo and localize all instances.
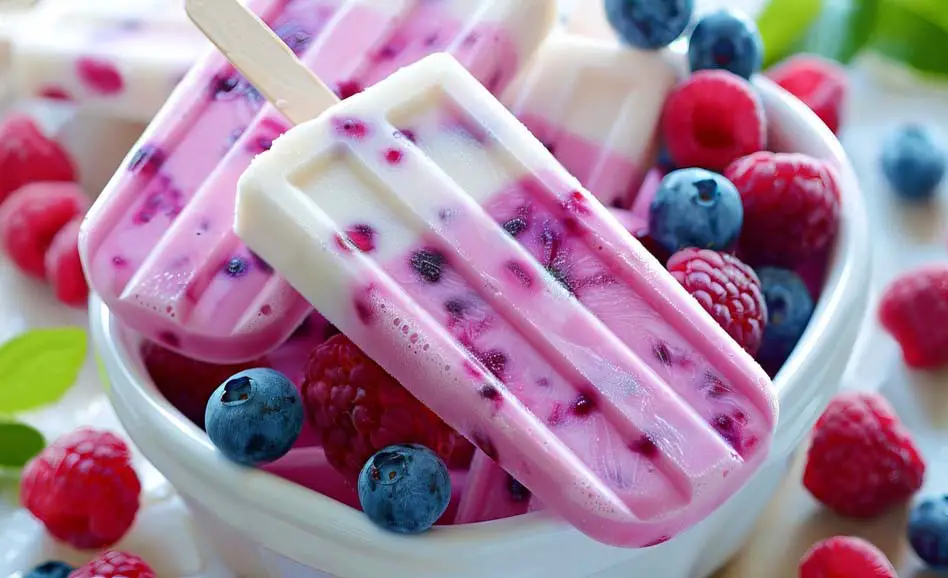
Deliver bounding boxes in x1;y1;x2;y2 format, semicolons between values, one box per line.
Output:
79;0;558;363
233;49;779;546
9;0;207;121
501;34;678;208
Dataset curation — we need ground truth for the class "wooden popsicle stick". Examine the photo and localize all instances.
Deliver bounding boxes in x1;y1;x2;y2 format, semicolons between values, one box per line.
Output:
185;0;339;125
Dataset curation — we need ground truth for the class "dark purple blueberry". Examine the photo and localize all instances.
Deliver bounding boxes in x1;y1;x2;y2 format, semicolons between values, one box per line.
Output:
508;476;530;502
630;434;659;457
445;299;466;318
410;249;446;283
653;342;672;366
570;391;596;417
224;256;249;278
477;350;508;380
502;216;527;237
396;129;416;143
274;22;312;55
250;251;273;274
505;261;533;288
345;224;377;252
547;265;574;294
209;73;243;99
336;80;364;99
711;414;742;451
479;384;502;402
128;144;165;174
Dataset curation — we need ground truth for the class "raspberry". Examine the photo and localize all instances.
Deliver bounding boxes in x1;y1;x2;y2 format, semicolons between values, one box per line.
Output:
726;152;840;268
767;54;847;135
799;536;897;578
878;265;948;369
69;551;156;578
661;70;766;172
803;392;925;518
667;248;766;356
141;340;270;430
0;182;88;279
302;334;474;481
44;216;88;307
0;114;76;206
21;428;141;549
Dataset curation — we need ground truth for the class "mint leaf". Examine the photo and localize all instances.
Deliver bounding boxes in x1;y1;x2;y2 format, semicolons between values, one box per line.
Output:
0;419;44;470
791;0;880;64
0;327;87;414
758;0;825;67
868;0;948;77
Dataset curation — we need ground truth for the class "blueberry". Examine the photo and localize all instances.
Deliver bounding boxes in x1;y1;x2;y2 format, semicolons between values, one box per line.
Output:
24;561;74;578
908;495;948;568
687;9;763;79
410;248;446;283
881;124;946;201
649;167;743;253
604;0;694;50
756;268;814;374
205;368;303;466
357;444;451;534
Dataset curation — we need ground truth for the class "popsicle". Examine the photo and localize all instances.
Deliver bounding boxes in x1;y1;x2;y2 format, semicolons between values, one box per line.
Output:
79;0;559;363
209;4;778;545
8;0;207;121
454;452;531;524
500;34;678;208
0;0;33;95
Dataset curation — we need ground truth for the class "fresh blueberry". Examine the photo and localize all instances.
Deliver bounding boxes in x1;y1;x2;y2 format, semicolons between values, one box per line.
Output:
205;368;303;466
908;494;948;568
756;268;814;374
604;0;695;50
24;561;74;578
656;144;677;173
687;9;763;79
649;167;743;253
357;444;451;534
881;124;946;200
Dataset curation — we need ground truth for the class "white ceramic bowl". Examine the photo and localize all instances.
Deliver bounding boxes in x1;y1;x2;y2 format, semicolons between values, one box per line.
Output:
91;75;869;578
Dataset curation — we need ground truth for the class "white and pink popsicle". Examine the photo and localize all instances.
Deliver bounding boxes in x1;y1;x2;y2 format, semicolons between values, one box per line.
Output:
235;53;778;547
79;0;558;363
500;34;678;208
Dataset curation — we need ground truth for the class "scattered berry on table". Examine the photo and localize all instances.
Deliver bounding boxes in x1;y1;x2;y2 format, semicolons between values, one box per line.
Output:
358;444;452;534
726;151;840;268
20;428;141;549
880;124;946;201
756;267;814;376
687;9;763;80
603;0;694;50
0;182;88;279
0;113;76;206
23;561;73;578
667;248;767;356
69;551;156;578
205;368;304;466
649;167;743;254
908;494;948;569
878;265;948;370
661;70;766;172
766;53;848;134
44;216;88;307
799;536;897;578
803;391;925;518
141;340;270;430
302;334;473;481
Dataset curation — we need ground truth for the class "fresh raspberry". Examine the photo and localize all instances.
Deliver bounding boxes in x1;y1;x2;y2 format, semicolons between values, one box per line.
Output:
767;54;847;135
0;182;88;279
799;536;897;578
726;152;841;268
878;265;948;369
0;113;76;206
803;391;925;518
302;334;474;481
69;551;156;578
21;428;141;549
667;248;766;356
660;70;766;172
44;216;88;307
141;340;270;430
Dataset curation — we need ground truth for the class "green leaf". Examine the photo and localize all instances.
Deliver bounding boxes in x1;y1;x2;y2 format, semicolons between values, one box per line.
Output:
757;0;825;67
0;419;44;470
867;0;948;77
790;0;880;64
0;327;87;414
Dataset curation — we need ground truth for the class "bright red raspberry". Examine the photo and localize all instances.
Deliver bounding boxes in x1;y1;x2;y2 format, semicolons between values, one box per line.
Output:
141;339;270;430
767;54;847;135
803;392;925;518
726;151;841;268
21;428;141;549
661;70;766;172
0;113;76;206
878;265;948;370
0;182;88;279
70;551;156;578
799;536;896;578
667;248;766;356
44;216;88;307
302;334;474;481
